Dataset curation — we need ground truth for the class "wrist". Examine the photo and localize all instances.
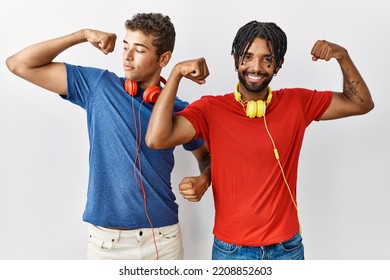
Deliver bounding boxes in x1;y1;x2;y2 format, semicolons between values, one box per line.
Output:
336;48;350;62
82;29;91;42
172;64;185;80
200;166;211;187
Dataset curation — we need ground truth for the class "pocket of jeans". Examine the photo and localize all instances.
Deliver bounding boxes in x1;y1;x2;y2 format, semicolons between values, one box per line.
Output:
158;224;181;240
88;234;114;251
279;232;303;252
213;237;238;253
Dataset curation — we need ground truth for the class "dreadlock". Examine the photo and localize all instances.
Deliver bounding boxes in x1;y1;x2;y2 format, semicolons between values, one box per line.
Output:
231;21;287;70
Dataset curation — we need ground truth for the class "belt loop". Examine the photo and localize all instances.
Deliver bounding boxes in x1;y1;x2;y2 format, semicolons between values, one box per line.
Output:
113;228;120;242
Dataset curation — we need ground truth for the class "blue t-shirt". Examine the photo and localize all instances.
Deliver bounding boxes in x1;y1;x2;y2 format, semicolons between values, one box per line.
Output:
64;63;203;228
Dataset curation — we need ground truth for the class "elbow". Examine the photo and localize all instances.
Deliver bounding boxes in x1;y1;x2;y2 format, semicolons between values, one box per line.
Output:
5;55;22;76
351;96;375;116
145;132;166;150
5;56;16;73
360;100;375;115
368;101;375;113
145;133;155;149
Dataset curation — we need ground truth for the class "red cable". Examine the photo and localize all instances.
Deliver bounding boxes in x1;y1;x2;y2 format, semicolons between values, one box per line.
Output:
131;97;159;259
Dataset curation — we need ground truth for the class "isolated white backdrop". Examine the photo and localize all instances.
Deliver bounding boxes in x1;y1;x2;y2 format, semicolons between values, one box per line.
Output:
0;0;389;260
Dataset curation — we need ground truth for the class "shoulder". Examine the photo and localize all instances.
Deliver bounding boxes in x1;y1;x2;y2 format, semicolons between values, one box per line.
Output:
198;93;235;103
65;63;119;80
272;88;332;101
273;88;331;95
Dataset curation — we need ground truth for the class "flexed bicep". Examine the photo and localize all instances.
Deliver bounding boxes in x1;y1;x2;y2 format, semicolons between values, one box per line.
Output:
170;115;197;147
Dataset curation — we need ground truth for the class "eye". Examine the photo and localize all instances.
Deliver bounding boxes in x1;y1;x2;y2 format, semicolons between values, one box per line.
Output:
264;55;273;63
244;54;252;61
136;49;146;53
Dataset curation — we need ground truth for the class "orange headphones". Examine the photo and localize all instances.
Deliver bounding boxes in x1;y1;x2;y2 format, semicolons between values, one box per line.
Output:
124;76;166;103
234;82;272;118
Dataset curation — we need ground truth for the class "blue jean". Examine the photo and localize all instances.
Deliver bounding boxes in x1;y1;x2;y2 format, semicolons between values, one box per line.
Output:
212;232;304;260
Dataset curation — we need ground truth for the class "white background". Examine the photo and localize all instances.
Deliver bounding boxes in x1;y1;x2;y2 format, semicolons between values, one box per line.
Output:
0;0;389;260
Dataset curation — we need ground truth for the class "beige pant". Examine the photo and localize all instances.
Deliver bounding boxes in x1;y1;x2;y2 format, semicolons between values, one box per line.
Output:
87;223;183;260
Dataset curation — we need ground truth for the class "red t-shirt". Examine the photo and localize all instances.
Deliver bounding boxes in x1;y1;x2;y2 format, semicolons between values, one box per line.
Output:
177;88;332;246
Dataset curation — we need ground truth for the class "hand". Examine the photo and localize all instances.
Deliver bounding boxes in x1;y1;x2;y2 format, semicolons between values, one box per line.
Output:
311;40;348;61
85;29;117;54
174;58;209;84
178;174;210;202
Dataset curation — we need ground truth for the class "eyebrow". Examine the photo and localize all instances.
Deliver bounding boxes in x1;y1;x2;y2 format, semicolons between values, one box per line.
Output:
123;40;149;49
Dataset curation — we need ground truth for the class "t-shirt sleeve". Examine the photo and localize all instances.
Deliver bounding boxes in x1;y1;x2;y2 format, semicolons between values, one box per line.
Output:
176;97;210;143
63;63;105;108
292;88;333;125
173;97;206;151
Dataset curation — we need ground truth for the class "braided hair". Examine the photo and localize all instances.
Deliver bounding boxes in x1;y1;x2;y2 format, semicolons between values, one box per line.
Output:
231;21;287;70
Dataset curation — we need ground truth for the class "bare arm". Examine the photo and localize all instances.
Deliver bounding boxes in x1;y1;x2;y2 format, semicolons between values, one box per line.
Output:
146;58;211;201
179;143;212;202
145;57;209;149
310;40;374;120
5;29;116;95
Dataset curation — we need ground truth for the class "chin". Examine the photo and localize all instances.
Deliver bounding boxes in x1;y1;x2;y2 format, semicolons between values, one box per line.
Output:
125;73;136;81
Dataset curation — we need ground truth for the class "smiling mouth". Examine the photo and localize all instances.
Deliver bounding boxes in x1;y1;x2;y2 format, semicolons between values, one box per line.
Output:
246;74;264;83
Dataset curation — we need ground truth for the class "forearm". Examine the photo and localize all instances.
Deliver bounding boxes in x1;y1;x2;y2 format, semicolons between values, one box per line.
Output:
146;57;208;149
179;152;211;202
338;53;374;113
199;154;211;186
6;29;87;73
146;67;183;149
199;153;211;173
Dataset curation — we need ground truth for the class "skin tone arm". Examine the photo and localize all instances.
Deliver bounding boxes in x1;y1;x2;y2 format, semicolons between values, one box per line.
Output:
7;30;210;202
5;29;117;96
147;41;373;199
146;40;374;148
146;58;209;149
145;58;210;201
311;40;374;120
180;144;211;202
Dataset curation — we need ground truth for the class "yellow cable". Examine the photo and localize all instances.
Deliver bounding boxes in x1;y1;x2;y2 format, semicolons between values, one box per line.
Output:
263;114;302;234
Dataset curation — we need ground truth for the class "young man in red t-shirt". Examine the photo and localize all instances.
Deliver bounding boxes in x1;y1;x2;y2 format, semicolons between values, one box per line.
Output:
146;21;374;260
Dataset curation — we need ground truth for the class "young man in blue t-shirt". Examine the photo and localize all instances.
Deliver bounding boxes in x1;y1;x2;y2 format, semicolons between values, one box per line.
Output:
6;13;211;260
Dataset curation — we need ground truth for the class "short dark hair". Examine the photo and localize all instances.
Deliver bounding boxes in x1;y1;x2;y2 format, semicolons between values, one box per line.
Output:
231;21;287;69
125;13;176;56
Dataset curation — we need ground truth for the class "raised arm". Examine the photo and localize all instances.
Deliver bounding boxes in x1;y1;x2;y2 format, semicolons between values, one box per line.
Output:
310;40;374;120
145;57;209;149
146;58;211;201
5;29;116;96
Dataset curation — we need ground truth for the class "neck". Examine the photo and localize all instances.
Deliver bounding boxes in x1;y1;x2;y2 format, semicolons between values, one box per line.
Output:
242;90;268;102
234;82;272;103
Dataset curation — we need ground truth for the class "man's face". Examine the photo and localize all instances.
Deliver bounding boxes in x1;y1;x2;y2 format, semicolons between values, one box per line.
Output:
236;37;277;95
122;29;161;88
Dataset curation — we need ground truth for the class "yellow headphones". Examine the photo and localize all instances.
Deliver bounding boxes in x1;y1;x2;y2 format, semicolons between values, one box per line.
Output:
234;82;272;118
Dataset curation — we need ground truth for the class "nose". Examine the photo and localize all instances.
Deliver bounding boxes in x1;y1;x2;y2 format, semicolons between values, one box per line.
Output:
251;57;264;72
123;49;134;61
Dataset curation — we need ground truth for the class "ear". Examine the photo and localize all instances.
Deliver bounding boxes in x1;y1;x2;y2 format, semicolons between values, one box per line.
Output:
159;51;172;67
232;53;238;71
274;58;284;74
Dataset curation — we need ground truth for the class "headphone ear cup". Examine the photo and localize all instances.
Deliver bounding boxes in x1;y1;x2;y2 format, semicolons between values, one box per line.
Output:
256;100;266;118
246;101;257;118
124;80;138;96
143;85;161;103
234;89;242;102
